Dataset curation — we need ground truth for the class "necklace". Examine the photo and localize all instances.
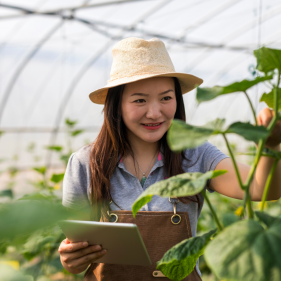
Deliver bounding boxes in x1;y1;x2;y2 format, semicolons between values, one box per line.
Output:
134;149;158;187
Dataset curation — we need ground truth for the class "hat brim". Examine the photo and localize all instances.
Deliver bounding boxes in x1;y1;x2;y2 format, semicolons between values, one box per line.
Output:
89;72;203;104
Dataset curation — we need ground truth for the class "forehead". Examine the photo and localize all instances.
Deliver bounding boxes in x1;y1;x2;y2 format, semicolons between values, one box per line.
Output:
123;77;174;95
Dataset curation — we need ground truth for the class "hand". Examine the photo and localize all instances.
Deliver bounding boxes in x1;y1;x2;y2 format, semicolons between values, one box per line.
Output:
58;238;107;274
257;108;281;149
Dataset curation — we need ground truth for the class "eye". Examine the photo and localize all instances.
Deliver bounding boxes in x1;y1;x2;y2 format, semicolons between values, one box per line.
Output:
134;99;146;103
162;96;172;101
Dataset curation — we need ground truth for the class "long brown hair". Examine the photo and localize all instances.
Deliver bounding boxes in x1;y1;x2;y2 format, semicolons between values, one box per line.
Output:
89;78;200;221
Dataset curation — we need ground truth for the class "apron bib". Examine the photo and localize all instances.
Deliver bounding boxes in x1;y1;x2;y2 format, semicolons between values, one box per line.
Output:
84;198;202;281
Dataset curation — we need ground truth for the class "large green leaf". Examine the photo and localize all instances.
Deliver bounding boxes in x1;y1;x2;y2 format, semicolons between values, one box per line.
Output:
197;74;273;103
22;226;64;260
255;211;281;227
156;229;217;281
132;170;227;217
205;215;281;281
225;122;269;143
254;47;281;72
168;119;269;152
167;119;225;151
0;200;73;240
260;88;281;110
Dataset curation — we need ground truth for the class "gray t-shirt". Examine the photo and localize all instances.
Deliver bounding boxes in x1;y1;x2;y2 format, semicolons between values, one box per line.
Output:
62;141;229;276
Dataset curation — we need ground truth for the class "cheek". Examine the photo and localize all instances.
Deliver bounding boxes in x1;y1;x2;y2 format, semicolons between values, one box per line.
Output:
122;104;142;124
165;100;177;119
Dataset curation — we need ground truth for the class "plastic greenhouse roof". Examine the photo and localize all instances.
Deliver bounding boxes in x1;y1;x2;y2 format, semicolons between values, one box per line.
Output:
0;0;281;169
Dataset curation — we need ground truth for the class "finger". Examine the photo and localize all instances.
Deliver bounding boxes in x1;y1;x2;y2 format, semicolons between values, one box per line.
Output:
258;108;274;128
59;241;89;253
65;238;70;244
61;245;103;262
72;249;107;268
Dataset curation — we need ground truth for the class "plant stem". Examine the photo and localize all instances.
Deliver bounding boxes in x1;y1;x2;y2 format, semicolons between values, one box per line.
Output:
243;91;257;126
202;190;223;231
243;70;280;217
242;138;265;219
222;134;244;190
260;158;279;211
268;70;280;131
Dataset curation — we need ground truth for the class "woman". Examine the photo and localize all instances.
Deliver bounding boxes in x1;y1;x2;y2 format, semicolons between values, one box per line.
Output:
58;38;281;280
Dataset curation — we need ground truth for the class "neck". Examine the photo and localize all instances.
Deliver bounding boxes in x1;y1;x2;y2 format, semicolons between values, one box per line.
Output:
126;131;160;159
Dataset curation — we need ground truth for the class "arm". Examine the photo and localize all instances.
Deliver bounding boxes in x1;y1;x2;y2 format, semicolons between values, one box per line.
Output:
208;151;281;201
208;108;281;201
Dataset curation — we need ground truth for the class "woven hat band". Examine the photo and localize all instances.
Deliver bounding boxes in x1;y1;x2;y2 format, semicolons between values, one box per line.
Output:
108;38;175;83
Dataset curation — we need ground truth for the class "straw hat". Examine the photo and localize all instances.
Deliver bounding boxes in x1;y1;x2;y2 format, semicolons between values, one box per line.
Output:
89;37;203;104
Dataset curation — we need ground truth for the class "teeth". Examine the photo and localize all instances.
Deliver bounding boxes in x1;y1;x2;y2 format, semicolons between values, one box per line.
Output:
144;123;161;127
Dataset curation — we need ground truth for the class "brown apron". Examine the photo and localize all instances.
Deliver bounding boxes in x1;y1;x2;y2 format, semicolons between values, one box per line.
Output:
84;198;202;281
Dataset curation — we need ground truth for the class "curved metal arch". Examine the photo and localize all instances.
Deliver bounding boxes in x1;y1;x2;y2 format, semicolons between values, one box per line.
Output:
178;0;242;39
45;39;114;166
0;0;52;55
0;19;64;125
180;2;281;75
0;0;145;20
24;29;96;125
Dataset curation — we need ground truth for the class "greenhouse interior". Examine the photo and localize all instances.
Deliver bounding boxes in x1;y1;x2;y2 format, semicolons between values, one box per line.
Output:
0;0;281;280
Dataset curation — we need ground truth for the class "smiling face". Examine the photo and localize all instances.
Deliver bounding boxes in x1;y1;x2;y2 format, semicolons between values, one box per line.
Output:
121;77;177;145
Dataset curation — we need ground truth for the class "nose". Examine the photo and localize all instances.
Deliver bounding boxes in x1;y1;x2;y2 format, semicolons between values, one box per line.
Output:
146;102;161;120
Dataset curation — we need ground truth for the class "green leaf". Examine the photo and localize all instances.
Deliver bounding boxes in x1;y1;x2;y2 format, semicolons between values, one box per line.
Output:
225;122;269;143
0;130;4;137
260;88;281;110
32;166;46;175
156;229;217;281
205;216;281;281
222;213;239;227
168;119;269;152
0;189;13;199
71;129;84;137
0;200;73;240
197;74;273;103
132;170;227;217
254;47;281;72
18;192;57;202
22;226;64;260
255;211;280;227
50;173;65;183
45;145;63;152
167;119;225;151
65;118;77;128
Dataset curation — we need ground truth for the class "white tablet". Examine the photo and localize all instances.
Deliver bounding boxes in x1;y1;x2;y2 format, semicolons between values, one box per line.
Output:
58;220;152;266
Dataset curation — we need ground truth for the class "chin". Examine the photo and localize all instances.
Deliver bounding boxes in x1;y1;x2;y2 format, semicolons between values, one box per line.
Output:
141;133;165;143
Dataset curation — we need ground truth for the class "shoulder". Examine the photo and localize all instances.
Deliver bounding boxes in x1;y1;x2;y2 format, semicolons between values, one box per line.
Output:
70;144;92;166
183;141;213;159
182;141;229;173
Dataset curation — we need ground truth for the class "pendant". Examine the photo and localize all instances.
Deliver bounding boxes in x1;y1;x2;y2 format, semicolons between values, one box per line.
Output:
140;176;146;187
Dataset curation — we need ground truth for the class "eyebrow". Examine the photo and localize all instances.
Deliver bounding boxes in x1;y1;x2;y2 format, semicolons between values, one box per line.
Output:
131;89;174;97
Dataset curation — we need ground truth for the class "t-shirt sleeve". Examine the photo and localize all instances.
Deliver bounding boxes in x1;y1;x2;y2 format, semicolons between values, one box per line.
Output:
202;142;230;193
62;152;91;210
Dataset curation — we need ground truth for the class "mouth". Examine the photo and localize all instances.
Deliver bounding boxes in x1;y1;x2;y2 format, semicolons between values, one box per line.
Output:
141;122;164;127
